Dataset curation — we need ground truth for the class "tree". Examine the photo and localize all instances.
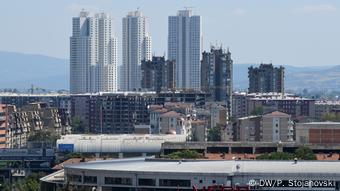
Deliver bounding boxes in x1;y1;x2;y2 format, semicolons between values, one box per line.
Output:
0;182;12;191
256;152;294;160
256;146;316;160
207;125;222;141
164;150;202;159
295;146;316;160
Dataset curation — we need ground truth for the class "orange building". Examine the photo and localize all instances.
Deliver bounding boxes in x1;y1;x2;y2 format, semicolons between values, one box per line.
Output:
0;104;9;148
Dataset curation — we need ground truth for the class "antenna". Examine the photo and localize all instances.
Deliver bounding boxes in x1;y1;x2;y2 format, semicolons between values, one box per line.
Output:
184;6;195;10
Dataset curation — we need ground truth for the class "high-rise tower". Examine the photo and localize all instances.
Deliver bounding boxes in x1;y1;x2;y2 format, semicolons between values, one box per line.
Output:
70;10;118;94
248;64;285;93
168;9;202;91
121;10;152;91
201;46;233;117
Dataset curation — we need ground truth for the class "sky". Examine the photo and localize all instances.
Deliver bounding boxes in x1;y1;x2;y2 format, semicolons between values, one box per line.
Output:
0;0;339;67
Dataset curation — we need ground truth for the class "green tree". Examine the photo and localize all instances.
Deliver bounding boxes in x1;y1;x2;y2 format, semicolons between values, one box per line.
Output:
295;146;316;160
207;124;222;141
0;182;12;191
256;152;294;160
165;150;202;159
256;146;316;160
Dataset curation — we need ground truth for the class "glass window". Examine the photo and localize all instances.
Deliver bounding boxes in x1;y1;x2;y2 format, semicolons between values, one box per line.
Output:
159;179;191;187
68;174;82;182
84;176;97;184
138;178;156;186
105;177;132;185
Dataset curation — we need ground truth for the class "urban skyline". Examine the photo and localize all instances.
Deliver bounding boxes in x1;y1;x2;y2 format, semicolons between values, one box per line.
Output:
0;0;339;67
1;1;340;190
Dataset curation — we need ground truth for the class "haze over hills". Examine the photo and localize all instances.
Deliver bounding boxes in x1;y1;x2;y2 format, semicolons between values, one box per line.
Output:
0;51;68;91
233;64;340;91
0;51;339;92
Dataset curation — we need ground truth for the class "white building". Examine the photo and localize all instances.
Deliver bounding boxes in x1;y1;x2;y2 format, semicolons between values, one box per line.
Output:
41;158;340;191
121;10;152;91
70;11;118;94
168;9;202;91
56;134;186;153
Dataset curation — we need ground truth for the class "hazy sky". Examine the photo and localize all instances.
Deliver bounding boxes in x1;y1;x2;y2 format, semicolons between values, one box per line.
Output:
0;0;339;66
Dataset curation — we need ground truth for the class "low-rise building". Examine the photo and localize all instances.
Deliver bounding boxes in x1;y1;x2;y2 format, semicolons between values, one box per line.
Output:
233;111;293;143
262;111;294;142
233;115;261;142
0;104;8;148
315;100;340;120
296;122;340;144
41;158;340;191
0;103;65;148
191;119;207;142
71;92;208;134
232;92;315;119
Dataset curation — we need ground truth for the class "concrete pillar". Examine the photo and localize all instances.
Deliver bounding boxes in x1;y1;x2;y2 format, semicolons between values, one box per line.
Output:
118;153;124;158
228;147;232;154
142;153;147;157
252;147;256;154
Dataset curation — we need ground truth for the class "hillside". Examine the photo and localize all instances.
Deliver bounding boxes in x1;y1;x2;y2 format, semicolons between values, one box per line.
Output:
0;51;68;90
0;51;339;92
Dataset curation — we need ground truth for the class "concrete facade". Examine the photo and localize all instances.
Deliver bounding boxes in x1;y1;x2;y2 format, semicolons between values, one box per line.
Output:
262;111;294;142
248;63;284;93
141;56;176;92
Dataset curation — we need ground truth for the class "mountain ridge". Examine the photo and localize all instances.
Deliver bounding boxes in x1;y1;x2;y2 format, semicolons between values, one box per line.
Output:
0;51;339;92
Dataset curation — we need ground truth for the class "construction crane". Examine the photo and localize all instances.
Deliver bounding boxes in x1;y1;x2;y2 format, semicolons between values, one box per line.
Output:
29;84;46;94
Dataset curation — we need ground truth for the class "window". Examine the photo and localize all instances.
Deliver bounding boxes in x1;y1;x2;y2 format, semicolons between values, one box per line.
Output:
105;177;132;185
138;178;156;186
84;176;97;184
68;174;82;182
159;179;191;187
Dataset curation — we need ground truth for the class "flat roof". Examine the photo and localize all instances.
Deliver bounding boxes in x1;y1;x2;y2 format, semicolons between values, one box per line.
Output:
65;158;340;174
298;121;340;125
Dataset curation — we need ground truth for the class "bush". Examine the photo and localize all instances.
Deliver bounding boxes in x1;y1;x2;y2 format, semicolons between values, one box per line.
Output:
295;147;316;160
256;146;316;160
165;150;202;159
256;152;294;160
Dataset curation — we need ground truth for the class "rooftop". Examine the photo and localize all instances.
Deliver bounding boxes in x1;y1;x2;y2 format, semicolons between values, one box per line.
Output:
298;121;340;125
160;111;183;118
64;157;340;174
263;111;290;117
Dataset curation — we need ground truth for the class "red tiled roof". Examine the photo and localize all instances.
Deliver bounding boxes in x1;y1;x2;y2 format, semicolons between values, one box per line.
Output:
264;111;290;117
160;111;182;118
